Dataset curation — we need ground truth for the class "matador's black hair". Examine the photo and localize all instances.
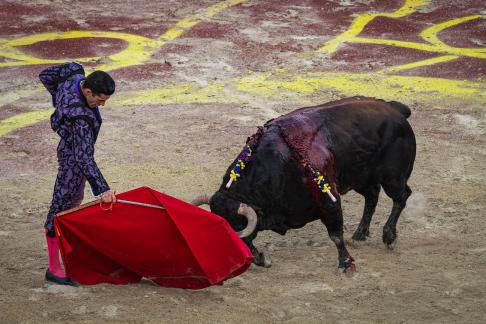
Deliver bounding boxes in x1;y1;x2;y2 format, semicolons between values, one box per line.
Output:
83;71;115;95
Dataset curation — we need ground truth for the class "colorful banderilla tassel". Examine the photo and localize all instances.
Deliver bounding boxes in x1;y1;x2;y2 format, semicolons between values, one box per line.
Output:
226;145;252;189
302;161;337;202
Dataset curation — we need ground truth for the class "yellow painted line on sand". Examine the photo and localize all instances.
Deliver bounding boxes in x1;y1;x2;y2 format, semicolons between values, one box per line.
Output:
234;71;486;103
376;55;459;75
376;55;459;74
0;31;164;71
353;15;486;59
317;4;485;58
113;70;486;109
317;1;486;75
419;15;486;58
161;0;247;40
113;82;245;106
0;109;52;137
0;0;247;137
0;1;247;71
0;87;42;107
318;0;429;54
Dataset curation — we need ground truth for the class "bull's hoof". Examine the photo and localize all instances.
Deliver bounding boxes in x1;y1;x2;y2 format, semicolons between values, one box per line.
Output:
263;258;272;268
252;253;272;268
382;226;397;247
346;262;357;274
386;240;397;250
338;262;356;276
252;259;272;268
338;257;356;276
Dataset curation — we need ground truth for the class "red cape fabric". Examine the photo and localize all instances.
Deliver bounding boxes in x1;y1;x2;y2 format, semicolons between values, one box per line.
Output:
54;186;253;289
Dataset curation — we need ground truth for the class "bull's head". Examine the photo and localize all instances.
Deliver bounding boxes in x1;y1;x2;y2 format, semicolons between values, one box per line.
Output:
191;192;257;238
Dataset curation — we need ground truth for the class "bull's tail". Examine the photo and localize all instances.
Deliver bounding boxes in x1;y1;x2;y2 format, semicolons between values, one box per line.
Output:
389;101;412;119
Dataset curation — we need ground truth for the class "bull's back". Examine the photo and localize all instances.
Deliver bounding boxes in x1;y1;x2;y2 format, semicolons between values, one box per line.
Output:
274;97;414;152
322;98;413;140
274;97;415;192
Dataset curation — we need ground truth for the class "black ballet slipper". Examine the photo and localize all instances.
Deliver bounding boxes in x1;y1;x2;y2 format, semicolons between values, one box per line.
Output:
45;270;80;287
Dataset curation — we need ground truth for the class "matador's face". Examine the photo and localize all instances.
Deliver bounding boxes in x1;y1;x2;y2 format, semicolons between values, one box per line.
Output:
82;88;111;108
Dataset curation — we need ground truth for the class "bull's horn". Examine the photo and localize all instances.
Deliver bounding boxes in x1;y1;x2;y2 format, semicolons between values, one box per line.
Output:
191;194;212;206
236;203;258;238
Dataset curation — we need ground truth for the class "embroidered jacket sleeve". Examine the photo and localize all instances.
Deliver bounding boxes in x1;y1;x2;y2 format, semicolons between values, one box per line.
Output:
39;65;61;98
71;118;110;196
39;62;85;108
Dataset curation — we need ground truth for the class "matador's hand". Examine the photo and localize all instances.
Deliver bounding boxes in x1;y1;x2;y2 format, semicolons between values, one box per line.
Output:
101;191;117;203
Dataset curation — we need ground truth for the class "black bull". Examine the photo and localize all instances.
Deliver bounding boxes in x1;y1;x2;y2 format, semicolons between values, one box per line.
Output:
192;97;416;273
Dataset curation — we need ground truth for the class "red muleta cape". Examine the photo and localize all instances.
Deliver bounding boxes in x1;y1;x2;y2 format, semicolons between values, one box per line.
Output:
54;186;253;289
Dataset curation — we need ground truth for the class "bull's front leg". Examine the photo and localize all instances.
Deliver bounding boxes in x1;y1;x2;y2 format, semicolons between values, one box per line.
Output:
243;237;272;268
320;201;356;274
330;234;355;273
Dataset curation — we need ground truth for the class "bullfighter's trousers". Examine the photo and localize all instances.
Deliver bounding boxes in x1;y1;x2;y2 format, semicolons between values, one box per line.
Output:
45;144;86;235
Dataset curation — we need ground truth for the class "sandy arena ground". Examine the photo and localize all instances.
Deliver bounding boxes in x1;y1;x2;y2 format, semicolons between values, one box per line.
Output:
0;0;485;323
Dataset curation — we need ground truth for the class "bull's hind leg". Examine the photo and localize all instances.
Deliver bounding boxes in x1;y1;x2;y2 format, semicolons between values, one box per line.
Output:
352;184;381;242
382;182;412;249
320;200;355;273
379;129;415;248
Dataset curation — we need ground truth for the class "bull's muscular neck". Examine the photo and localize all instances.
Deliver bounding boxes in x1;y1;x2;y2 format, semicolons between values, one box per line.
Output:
272;115;337;184
225;119;338;218
274;122;338;206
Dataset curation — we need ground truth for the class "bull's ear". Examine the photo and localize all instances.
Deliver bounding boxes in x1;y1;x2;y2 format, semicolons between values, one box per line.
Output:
246;136;251;143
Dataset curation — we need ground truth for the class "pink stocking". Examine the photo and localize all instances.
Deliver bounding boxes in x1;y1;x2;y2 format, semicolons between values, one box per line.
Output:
45;229;66;277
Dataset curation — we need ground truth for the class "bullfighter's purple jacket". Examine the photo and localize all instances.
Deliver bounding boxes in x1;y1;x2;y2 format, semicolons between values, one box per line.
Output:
40;62;110;233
